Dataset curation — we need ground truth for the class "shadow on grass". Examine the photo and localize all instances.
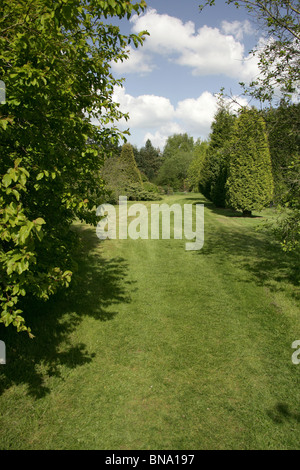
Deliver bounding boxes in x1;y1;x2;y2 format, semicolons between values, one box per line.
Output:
182;195;263;218
0;224;132;399
267;403;300;424
180;195;299;292
163;193;299;290
201;216;300;292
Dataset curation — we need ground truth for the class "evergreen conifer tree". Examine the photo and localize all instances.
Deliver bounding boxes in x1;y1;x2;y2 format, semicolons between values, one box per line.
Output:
207;102;236;207
226;108;274;216
119;143;143;185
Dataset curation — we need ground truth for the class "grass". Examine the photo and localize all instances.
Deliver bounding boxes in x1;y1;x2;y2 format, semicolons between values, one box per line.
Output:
0;193;299;450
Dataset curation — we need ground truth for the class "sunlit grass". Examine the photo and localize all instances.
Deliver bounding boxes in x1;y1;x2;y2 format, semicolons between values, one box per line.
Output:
0;193;299;450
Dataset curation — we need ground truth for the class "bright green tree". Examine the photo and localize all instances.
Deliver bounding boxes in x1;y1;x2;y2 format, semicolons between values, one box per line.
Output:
157;151;194;191
163;133;194;161
119;143;143;185
226;108;274;216
263;101;300;196
264;102;300;250
156;133;195;190
0;0;148;335
186;139;209;192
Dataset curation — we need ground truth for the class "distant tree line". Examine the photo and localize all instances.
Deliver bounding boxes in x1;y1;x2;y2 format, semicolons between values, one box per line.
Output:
111;96;298;251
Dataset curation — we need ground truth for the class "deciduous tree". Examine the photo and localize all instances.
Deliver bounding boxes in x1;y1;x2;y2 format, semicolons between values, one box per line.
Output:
0;0;148;335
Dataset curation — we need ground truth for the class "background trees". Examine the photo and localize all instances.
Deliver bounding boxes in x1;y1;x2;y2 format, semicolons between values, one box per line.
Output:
263;102;300;197
156;133;195;191
119;143;143;185
0;0;148;334
101;142;162;203
200;0;300;249
135;139;162;181
186;139;209;192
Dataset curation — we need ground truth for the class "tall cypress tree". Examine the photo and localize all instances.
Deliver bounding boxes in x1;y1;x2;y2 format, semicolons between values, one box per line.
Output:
119;143;143;185
226;108;274;216
208;103;236;207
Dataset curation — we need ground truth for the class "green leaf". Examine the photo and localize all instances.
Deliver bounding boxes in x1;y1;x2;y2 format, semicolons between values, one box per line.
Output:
2;173;12;187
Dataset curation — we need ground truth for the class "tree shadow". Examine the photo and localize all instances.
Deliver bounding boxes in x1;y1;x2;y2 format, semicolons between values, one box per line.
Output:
267;403;300;425
0;224;133;399
182;195;263;218
200;214;300;292
166;193;299;290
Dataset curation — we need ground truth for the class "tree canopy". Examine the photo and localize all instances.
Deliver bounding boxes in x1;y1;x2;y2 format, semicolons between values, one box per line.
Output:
200;0;300;102
0;0;148;335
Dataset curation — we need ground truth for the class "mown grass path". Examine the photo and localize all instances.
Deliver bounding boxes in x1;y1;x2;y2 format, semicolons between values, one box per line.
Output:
0;194;299;449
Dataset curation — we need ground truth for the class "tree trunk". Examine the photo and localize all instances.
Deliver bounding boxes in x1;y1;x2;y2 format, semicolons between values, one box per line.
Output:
243;209;252;217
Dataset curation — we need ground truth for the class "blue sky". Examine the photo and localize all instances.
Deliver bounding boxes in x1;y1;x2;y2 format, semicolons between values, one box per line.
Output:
108;0;263;150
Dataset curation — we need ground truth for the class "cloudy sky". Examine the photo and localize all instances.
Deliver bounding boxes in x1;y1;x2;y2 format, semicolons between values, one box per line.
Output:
108;0;263;150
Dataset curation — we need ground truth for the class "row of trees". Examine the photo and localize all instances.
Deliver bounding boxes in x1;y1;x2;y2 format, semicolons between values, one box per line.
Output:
197;103;275;216
196;99;299;245
198;0;299;250
101;134;199;200
103;96;298;230
117;95;298;251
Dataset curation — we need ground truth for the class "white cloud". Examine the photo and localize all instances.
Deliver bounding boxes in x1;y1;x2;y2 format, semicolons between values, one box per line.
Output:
221;20;254;41
112;86;175;129
111;86;250;150
131;8;196;55
129;8;259;82
143;122;186;149
110;46;154;75
175;91;218;135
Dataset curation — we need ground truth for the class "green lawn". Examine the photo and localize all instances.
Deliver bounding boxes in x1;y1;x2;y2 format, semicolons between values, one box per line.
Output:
0;193;299;450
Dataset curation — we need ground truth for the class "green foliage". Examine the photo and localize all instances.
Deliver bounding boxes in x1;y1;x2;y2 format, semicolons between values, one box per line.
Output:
263;102;300;251
163;133;194;161
206;102;236;207
263;101;300;196
143;181;163;194
0;0;148;334
125;183;162;201
200;1;300;101
186;140;209;191
157;151;194;191
101;144;161;203
156;134;195;190
135;139;162;181
272;158;300;252
119;143;143;185
226;108;274;215
101;154;129;204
